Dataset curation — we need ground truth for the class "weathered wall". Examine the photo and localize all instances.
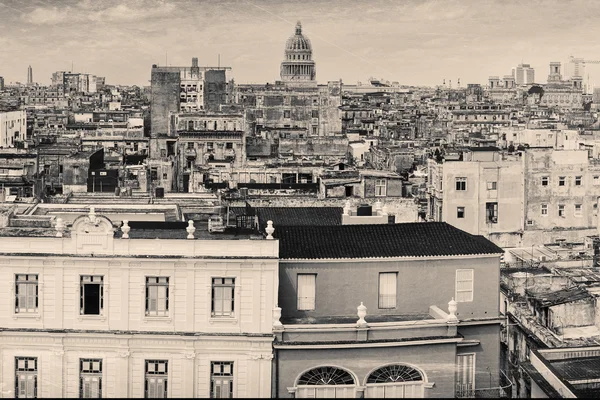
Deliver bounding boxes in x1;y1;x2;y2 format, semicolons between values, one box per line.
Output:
150;69;180;137
278;137;349;157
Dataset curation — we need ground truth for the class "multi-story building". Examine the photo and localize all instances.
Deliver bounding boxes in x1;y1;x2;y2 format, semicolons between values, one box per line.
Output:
271;206;507;398
0;110;27;148
51;72;98;94
0;76;5;91
150;59;231;138
512;64;535;85
427;148;524;247
0;207;277;398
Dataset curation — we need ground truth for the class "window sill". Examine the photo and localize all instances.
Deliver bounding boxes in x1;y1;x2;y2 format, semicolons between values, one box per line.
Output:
209;317;238;325
13;313;41;320
144;316;172;323
78;315;106;322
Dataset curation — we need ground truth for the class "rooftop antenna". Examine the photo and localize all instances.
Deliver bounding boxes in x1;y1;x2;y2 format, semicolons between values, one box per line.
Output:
218;54;221;69
165;50;168;67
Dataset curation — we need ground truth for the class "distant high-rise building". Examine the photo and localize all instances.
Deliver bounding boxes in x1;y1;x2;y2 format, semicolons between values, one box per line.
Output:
512;63;535;85
0;77;4;91
27;65;33;85
547;62;562;83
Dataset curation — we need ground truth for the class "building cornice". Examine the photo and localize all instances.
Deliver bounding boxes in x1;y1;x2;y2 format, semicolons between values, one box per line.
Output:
280;253;502;263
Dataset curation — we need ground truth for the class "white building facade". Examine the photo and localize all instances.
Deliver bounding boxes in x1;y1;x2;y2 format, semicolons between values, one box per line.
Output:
0;210;278;398
0;111;27;148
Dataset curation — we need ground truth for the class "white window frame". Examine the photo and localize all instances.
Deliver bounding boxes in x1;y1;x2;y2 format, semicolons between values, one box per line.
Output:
594;176;600;185
375;179;387;197
145;360;168;399
15;357;37;399
541;176;549;186
486;181;497;190
575;176;582;186
80;275;104;316
558;204;565;217
145;277;169;317
455;269;474;303
558;176;566;186
455;177;467;191
457;207;465;219
79;359;102;399
15;274;38;314
574;204;583;217
297;274;316;311
541;204;548;216
211;278;236;318
378;272;397;309
210;361;234;399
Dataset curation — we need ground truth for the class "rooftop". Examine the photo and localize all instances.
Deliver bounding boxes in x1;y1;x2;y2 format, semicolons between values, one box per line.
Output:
274;222;503;260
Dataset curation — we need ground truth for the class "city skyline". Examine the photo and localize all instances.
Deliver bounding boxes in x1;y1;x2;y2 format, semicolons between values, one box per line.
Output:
2;0;600;87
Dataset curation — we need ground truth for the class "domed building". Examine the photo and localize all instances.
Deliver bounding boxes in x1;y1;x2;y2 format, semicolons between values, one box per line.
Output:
280;21;317;85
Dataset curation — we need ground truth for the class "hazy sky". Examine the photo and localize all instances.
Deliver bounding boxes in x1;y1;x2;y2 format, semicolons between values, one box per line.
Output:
2;0;600;87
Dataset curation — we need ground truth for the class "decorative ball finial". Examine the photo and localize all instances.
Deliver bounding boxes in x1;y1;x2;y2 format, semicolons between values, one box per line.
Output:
273;305;283;329
265;220;275;240
55;217;65;238
447;297;458;323
343;200;352;216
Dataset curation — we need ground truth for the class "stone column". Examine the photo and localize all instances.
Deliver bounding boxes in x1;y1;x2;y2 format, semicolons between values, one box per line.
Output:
117;349;131;398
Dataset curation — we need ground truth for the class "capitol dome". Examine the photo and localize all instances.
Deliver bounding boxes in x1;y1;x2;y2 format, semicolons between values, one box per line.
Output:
285;22;312;52
280;21;316;84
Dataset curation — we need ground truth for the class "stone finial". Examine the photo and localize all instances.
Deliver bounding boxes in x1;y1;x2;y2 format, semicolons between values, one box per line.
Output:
447;298;458;323
265;220;275;240
273;305;283;329
186;220;196;239
88;206;97;224
343;200;352;216
121;220;130;239
55;217;65;238
357;302;368;326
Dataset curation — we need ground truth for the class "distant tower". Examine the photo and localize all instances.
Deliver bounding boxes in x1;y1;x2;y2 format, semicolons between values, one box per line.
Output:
280;21;316;85
547;62;562;83
27;65;33;85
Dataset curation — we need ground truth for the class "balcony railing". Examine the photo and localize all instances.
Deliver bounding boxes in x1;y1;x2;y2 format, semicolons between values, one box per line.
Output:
456;371;512;399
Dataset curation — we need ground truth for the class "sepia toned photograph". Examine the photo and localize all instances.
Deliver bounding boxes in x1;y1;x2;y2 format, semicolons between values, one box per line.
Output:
0;0;599;398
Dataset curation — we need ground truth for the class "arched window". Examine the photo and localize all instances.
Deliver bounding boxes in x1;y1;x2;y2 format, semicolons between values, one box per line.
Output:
298;367;355;385
366;365;423;383
365;364;425;398
296;367;356;398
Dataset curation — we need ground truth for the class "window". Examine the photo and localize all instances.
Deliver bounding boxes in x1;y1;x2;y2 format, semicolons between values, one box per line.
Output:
456;269;474;302
485;202;498;224
225;142;233;149
145;360;168;399
15;274;38;314
284;110;291;119
80;276;103;316
594;176;600;185
43;165;50;175
487;181;497;190
575;204;582;216
296;367;356;398
457;207;465;219
211;278;235;317
455;177;467;191
187;142;194;149
575;176;582;186
541;176;549;186
456;354;475;397
145;277;169;317
311;110;319;118
297;274;316;311
365;365;424;398
375;179;387;197
379;272;397;309
312;126;318;135
558;204;565;217
207;142;214;150
541;204;548;216
210;362;234;399
15;357;37;399
559;176;565;186
79;359;102;398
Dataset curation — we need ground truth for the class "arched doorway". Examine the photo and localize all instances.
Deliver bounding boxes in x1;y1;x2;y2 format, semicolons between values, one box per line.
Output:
295;366;357;398
364;364;426;398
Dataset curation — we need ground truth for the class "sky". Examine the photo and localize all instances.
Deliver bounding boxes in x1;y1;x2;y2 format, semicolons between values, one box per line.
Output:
2;0;600;87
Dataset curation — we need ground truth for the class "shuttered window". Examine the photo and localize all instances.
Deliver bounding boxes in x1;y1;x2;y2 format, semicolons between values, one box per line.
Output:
297;274;316;311
211;278;235;317
378;272;397;309
15;275;38;314
210;362;234;398
145;277;169;317
79;359;102;398
145;360;168;398
456;354;475;397
455;269;474;303
15;357;37;399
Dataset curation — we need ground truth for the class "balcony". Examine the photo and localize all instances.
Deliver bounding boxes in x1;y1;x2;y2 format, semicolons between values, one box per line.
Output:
184;148;197;158
456;371;512;398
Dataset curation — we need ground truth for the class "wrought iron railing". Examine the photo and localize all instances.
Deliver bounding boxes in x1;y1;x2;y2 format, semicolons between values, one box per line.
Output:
456;371;513;399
